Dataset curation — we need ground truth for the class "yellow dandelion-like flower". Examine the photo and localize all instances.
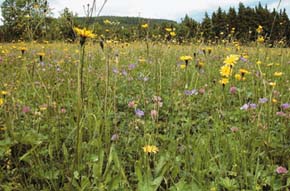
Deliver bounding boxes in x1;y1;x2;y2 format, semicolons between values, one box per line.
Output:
219;78;229;85
141;23;149;29
37;52;45;57
269;82;276;87
274;72;283;77
74;27;96;38
103;19;111;25
170;31;176;37
0;98;4;106
235;74;242;81
180;64;186;69
143;145;159;154
256;25;263;34
180;55;192;61
165;27;172;32
223;54;240;66
1;91;8;95
256;60;262;65
272;98;277;103
220;65;232;77
239;69;250;76
257;36;264;43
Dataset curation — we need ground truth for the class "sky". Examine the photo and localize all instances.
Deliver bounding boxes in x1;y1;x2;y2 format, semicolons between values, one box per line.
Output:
0;0;289;25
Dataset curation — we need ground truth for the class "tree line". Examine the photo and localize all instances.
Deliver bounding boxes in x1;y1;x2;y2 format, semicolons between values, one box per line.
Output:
0;0;289;46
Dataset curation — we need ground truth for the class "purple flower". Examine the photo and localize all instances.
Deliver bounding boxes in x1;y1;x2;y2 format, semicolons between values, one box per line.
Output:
184;89;198;96
276;166;288;174
259;98;268;104
112;68;119;74
240;57;248;62
122;69;128;76
281;103;290;110
240;103;250;110
249;103;257;109
128;63;136;70
111;134;119;141
135;109;144;117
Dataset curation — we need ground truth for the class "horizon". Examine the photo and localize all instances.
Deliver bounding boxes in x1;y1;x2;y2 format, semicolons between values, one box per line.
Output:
0;0;289;25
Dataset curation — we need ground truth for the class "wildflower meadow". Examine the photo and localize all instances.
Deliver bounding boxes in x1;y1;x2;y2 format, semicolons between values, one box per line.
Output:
1;0;290;190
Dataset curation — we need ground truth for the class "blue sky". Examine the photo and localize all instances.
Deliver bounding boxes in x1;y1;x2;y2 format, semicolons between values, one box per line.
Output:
0;0;289;25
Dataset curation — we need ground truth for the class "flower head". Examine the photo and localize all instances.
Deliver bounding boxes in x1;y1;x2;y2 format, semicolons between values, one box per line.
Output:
143;145;159;154
220;64;232;77
141;23;148;29
135;109;144;117
276;166;288;174
74;27;96;39
223;54;239;66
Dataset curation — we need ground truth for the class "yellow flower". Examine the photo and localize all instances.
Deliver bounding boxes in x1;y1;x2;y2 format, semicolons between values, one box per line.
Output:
256;60;262;65
239;69;250;76
274;72;283;77
103;19;111;25
73;27;96;39
220;65;232;77
141;23;148;29
269;82;276;87
223;54;239;66
165;27;172;32
219;78;229;85
235;74;242;81
37;52;45;57
272;98;277;103
170;31;176;37
180;55;192;61
0;98;4;106
143;145;159;154
1;91;8;95
257;36;264;43
256;25;263;34
180;64;186;69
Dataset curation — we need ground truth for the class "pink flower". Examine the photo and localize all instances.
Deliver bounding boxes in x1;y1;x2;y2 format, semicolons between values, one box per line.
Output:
22;106;30;113
276;166;288;174
128;101;136;108
230;86;237;94
230;127;239;133
151;110;158;119
199;88;205;94
276;111;287;117
60;108;67;113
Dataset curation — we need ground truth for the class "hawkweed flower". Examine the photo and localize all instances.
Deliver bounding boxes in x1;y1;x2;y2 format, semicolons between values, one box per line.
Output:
239;69;250;77
219;78;229;87
180;56;193;66
276;166;288;174
223;54;239;66
274;72;283;77
257;36;264;43
141;23;148;29
256;25;263;34
20;47;27;55
37;52;45;62
220;64;232;77
74;27;96;46
143;145;159;154
0;98;4;106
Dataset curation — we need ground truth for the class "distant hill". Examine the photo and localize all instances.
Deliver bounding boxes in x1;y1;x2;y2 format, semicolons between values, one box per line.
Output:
75;16;177;27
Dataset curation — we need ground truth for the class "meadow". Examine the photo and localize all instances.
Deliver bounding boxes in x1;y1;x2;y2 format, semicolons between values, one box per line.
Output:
0;37;290;190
